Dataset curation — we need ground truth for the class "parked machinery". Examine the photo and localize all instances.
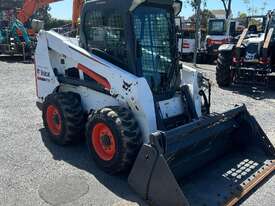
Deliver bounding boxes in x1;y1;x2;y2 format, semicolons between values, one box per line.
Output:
35;1;274;206
0;0;62;59
203;18;239;63
216;12;274;87
0;8;32;58
176;19;206;61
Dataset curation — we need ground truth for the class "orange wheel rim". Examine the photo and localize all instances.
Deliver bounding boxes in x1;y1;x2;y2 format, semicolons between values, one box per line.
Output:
91;123;116;161
46;105;62;136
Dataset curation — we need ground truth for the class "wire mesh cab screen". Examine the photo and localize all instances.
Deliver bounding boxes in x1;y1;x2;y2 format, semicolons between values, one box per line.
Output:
133;5;174;92
84;10;128;68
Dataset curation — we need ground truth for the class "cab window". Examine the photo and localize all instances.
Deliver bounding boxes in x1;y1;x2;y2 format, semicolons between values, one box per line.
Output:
84;11;128;68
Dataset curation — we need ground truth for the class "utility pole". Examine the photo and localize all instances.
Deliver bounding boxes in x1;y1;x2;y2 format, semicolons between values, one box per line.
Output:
261;0;268;15
193;0;201;66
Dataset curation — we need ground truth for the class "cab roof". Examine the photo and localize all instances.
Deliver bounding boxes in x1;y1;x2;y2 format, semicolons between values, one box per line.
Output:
84;0;176;13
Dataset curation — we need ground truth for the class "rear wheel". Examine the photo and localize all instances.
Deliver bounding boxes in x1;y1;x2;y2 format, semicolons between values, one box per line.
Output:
42;92;85;145
86;107;142;174
216;52;233;87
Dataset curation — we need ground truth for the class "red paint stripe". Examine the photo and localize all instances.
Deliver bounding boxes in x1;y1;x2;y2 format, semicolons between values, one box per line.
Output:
77;64;111;91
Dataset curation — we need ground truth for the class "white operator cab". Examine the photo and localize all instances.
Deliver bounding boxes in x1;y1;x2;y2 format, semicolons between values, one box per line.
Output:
35;0;209;144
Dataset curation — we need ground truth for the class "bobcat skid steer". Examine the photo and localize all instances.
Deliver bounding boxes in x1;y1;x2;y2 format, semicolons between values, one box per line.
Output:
216;12;275;87
34;0;275;205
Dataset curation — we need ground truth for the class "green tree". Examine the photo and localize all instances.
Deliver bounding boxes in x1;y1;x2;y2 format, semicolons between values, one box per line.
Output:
32;5;51;27
45;18;72;30
189;9;215;28
238;12;247;27
32;5;72;30
239;13;247;18
186;1;233;19
184;0;206;9
186;0;204;64
238;12;248;21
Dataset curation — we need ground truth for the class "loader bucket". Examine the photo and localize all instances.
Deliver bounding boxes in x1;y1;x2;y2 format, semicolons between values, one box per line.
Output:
128;105;275;206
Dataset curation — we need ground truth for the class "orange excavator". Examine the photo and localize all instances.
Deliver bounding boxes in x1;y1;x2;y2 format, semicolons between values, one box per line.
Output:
0;0;83;59
17;0;84;28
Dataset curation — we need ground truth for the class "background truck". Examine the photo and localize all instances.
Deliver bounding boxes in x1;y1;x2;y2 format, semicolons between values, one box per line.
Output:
203;18;238;63
34;0;274;206
177;19;206;61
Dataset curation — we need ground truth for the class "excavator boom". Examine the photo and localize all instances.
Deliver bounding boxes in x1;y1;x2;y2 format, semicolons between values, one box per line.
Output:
17;0;62;24
17;0;84;28
72;0;84;28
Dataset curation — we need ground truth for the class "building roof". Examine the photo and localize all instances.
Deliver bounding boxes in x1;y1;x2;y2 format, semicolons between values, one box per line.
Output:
211;9;226;18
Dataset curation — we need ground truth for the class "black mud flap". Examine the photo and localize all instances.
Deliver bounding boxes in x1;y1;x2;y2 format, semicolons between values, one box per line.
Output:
128;105;275;206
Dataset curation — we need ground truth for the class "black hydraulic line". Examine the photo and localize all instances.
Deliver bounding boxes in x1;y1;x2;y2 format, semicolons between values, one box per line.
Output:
180;85;198;120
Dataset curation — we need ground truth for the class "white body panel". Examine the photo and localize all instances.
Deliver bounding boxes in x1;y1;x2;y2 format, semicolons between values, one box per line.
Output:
35;33;59;100
60;85;120;111
158;96;185;119
178;38;195;54
205;34;229;48
206;34;228;41
35;30;202;143
243;33;265;44
180;64;202;117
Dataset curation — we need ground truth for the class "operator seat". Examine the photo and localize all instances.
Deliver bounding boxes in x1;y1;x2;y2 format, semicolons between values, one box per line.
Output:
248;25;258;34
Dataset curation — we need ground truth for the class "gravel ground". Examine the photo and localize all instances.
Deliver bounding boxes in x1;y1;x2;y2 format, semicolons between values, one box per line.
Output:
0;56;274;206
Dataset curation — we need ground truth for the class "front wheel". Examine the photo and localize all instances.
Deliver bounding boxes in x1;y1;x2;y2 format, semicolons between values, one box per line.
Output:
86;107;142;174
216;52;233;87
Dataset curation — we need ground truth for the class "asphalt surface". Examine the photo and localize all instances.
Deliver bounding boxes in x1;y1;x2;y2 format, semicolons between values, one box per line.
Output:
0;56;274;206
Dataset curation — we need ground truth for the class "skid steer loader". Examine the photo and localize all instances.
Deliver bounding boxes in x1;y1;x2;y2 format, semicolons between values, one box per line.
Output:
216;12;274;87
34;0;275;205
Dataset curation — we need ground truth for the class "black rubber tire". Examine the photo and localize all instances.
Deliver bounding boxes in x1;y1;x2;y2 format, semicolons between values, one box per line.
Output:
42;92;85;145
86;107;142;174
216;52;233;87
